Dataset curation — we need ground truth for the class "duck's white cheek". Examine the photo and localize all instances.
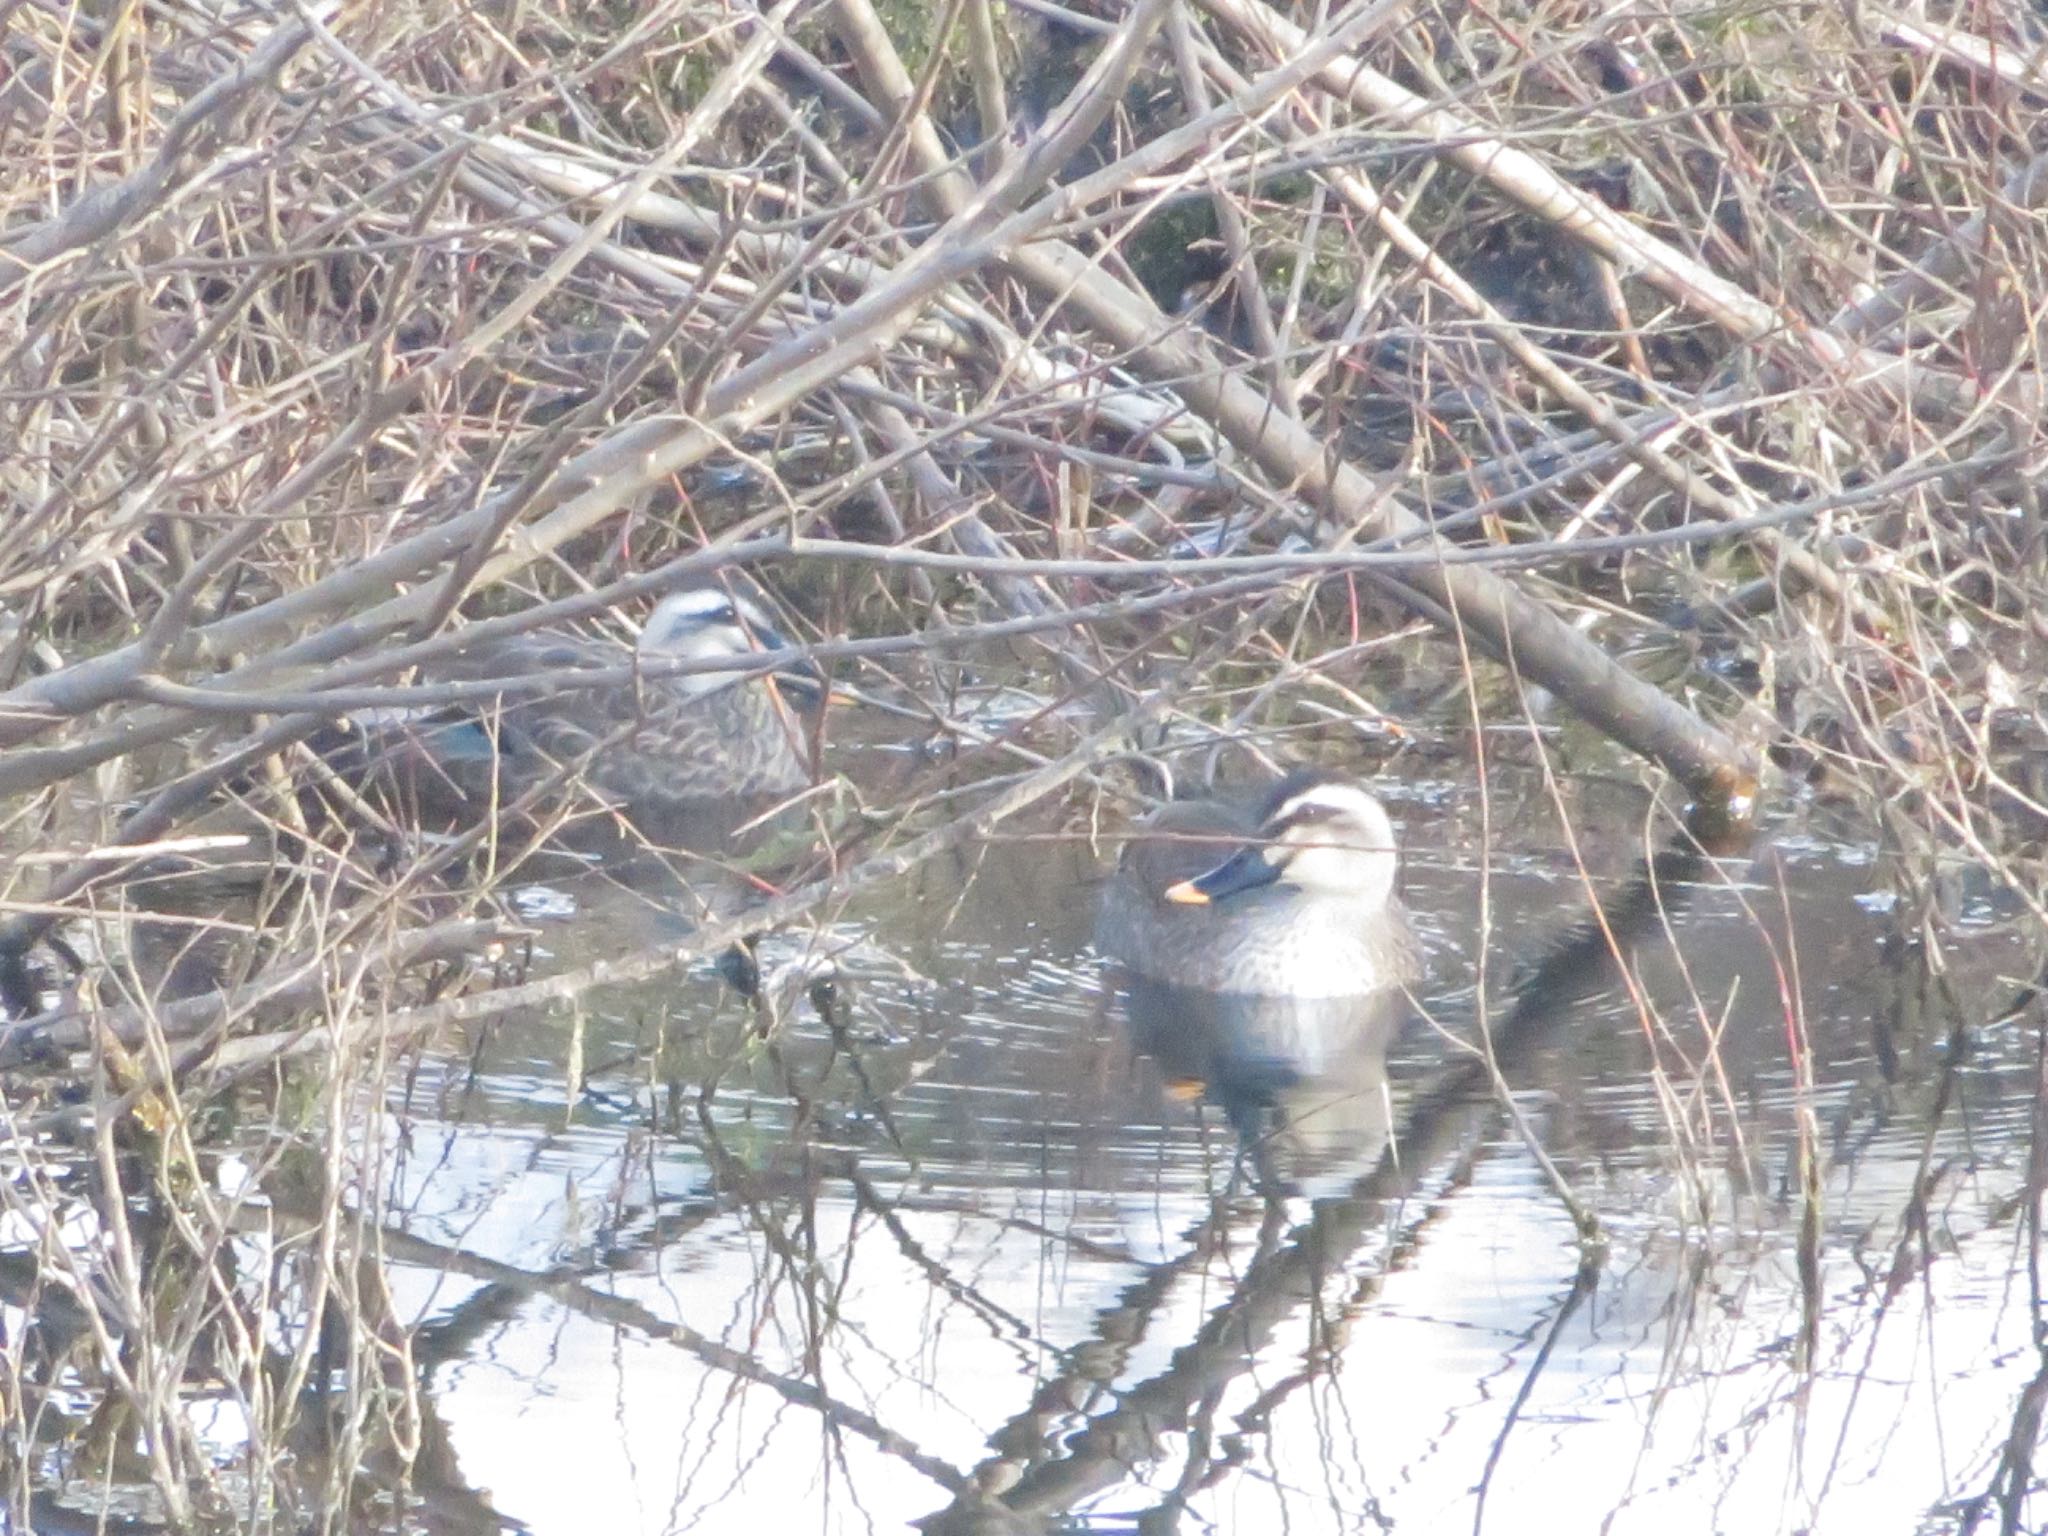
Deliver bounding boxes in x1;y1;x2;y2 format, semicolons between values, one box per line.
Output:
1285;845;1346;889
668;637;743;698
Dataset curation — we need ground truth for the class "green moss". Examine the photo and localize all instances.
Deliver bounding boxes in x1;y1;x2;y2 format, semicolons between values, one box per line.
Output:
871;0;941;79
1124;203;1223;311
1265;221;1359;313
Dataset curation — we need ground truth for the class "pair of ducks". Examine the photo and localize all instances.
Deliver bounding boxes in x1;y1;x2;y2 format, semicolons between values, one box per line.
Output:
340;588;1417;998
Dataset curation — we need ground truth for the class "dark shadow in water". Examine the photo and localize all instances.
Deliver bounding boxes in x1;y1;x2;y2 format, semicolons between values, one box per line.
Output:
920;822;1735;1533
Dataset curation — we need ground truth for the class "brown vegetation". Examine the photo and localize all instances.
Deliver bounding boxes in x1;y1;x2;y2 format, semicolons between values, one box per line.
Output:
1;0;2045;1526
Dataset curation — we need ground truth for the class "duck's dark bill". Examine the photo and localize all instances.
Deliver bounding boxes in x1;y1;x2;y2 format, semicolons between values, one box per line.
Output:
768;658;832;706
1163;845;1279;905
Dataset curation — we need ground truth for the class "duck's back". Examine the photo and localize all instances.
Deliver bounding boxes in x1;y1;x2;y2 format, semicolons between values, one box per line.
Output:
365;629;811;815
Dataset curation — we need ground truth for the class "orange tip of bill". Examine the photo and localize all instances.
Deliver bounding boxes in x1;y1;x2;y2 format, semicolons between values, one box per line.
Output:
1162;879;1210;906
1163;1078;1208;1103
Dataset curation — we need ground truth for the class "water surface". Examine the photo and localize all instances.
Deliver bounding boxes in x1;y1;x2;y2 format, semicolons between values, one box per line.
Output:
338;770;2040;1534
7;764;2039;1535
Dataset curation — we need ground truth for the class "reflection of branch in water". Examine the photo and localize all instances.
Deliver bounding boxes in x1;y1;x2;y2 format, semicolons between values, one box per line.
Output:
351;1211;971;1496
847;1168;1043;1371
918;829;1729;1531
1960;1353;2048;1536
1917;977;2048;1536
1472;1251;1601;1536
1802;933;2025;1518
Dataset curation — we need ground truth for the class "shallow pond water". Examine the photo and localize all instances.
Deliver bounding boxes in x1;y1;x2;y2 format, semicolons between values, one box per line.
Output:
326;769;2043;1536
5;763;2043;1536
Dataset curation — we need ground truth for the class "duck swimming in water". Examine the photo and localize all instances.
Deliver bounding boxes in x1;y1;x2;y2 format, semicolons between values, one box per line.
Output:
328;586;822;826
1095;769;1421;999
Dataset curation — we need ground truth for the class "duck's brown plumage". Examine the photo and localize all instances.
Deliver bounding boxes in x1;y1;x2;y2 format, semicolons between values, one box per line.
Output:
326;589;816;825
421;626;810;809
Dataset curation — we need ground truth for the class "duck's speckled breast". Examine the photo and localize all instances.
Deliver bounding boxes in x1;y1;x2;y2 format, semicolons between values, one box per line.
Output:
602;679;811;808
493;667;810;811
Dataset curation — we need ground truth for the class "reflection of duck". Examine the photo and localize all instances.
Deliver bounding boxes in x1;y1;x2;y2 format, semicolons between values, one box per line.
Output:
1095;770;1421;998
1121;977;1403;1188
328;588;823;825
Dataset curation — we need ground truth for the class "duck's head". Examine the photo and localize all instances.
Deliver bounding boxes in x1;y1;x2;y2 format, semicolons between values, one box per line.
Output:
1165;772;1400;909
639;587;826;703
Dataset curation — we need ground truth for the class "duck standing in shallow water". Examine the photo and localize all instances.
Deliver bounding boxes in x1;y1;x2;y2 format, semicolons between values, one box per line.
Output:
1095;769;1421;999
330;586;824;828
